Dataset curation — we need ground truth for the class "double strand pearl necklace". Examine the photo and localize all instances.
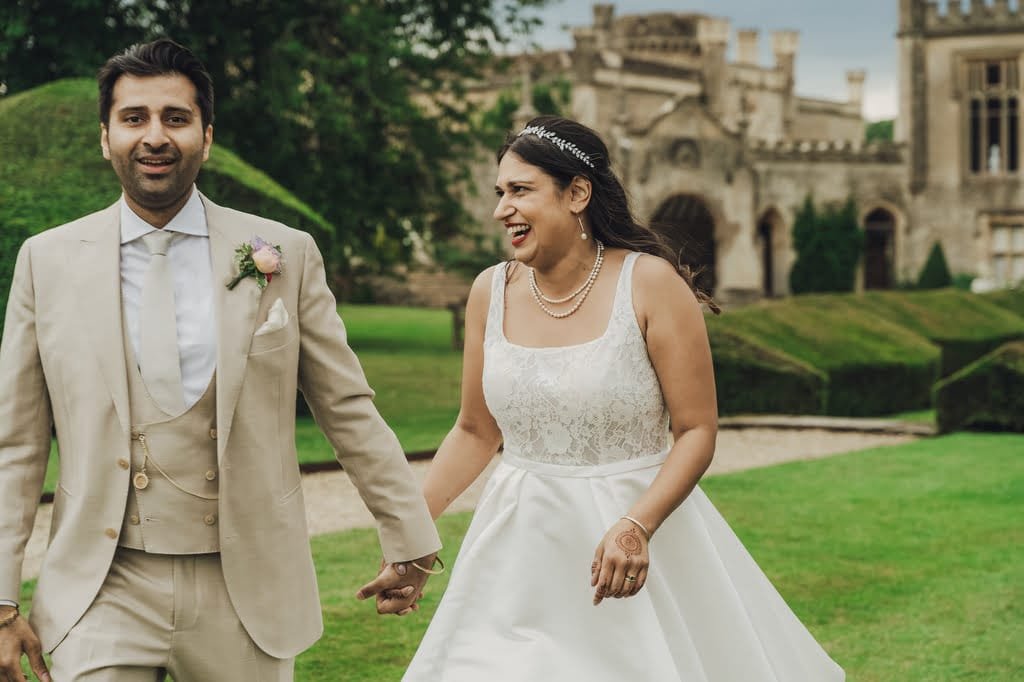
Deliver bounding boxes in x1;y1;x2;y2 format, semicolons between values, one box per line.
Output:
528;241;605;319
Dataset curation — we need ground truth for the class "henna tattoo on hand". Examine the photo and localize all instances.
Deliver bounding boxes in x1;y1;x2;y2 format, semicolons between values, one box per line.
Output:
615;527;643;558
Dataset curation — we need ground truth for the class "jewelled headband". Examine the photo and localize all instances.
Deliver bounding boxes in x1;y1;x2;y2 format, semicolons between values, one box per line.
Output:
517;125;596;169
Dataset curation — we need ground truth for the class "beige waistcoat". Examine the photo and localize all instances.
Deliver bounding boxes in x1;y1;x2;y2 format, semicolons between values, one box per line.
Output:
119;322;220;554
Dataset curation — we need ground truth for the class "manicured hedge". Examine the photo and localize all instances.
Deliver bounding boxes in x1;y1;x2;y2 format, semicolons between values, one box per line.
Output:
708;328;827;416
982;288;1024;319
859;289;1024;376
709;295;940;416
934;341;1024;433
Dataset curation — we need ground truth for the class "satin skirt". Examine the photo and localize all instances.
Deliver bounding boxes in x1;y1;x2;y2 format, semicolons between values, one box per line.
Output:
404;451;845;681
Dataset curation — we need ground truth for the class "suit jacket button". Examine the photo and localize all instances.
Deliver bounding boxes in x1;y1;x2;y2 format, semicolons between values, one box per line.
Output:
205;470;217;481
204;514;217;526
104;528;117;539
117;458;130;470
209;428;218;440
129;514;140;525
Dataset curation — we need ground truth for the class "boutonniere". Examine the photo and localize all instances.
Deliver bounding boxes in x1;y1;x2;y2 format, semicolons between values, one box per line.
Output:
227;236;283;290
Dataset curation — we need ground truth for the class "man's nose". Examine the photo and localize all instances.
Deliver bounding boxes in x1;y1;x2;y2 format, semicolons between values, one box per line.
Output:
141;119;170;148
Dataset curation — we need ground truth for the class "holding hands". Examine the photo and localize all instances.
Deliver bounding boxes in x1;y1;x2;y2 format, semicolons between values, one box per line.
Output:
592;516;651;606
356;553;441;616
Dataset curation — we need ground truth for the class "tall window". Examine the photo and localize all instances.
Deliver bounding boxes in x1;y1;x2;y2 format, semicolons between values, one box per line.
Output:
991;221;1024;287
967;59;1020;175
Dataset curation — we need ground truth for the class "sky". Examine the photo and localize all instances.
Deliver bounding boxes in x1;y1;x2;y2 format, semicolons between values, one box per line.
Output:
520;0;915;121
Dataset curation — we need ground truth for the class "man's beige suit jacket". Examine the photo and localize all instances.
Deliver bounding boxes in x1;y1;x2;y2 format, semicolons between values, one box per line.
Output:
0;195;442;659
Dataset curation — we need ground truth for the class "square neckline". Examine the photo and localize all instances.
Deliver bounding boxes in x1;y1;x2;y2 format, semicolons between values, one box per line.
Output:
496;252;639;351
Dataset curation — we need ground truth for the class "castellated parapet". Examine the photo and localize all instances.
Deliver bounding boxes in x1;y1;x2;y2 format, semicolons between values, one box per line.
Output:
750;138;904;164
919;0;1024;36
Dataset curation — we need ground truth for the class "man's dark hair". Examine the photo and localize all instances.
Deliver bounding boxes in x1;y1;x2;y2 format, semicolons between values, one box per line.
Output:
97;38;214;129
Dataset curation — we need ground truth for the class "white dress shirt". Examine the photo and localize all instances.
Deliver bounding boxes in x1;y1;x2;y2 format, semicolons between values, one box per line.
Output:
120;187;216;409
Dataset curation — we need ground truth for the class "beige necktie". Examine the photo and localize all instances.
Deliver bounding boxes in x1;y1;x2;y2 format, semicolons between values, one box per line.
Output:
139;230;185;415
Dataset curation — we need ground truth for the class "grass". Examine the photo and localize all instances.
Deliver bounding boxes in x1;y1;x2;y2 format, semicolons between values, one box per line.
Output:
22;433;1022;680
885;408;937;425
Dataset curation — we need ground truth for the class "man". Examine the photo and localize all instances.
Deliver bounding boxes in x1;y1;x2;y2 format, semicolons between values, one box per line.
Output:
0;39;440;681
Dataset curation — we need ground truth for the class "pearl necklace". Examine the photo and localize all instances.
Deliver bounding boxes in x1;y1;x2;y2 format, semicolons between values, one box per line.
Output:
528;241;605;319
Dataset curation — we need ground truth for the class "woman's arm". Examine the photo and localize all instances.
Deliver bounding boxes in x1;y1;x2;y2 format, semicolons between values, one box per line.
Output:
422;267;504;520
592;254;718;604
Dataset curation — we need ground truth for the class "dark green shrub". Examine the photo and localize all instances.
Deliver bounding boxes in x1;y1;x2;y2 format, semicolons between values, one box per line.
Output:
916;242;953;289
709;328;827;415
934;341;1024;433
789;196;863;294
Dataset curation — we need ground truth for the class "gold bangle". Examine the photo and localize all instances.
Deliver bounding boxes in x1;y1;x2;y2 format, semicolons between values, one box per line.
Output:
620;515;651;540
410;555;446;575
0;607;20;629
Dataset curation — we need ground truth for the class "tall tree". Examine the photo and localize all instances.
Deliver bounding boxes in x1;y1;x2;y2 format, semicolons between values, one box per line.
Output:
1;0;549;291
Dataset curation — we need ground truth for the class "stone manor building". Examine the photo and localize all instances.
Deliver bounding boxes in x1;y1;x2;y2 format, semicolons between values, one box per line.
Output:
460;1;1024;301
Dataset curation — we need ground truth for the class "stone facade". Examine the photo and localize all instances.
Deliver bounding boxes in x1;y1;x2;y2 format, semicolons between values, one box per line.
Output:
460;2;1024;300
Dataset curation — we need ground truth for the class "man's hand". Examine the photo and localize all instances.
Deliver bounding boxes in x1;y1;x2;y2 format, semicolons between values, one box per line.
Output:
355;552;439;616
0;607;50;682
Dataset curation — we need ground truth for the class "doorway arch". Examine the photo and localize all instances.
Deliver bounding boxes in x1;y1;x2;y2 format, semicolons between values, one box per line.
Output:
756;208;786;297
650;194;717;294
863;207;896;289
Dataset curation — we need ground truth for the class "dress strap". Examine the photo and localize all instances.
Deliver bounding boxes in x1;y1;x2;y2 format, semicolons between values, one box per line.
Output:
484;261;508;344
606;251;642;329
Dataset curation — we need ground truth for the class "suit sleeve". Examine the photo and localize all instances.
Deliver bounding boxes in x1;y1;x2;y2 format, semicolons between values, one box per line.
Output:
294;233;441;563
0;241;54;602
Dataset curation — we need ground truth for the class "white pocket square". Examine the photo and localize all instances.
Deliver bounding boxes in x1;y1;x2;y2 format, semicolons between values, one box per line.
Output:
255;298;289;336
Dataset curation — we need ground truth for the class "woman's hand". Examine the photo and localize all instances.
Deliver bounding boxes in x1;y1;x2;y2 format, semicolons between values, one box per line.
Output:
591;518;650;605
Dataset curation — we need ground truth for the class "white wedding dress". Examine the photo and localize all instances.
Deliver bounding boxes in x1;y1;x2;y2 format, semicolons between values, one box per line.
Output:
404;253;845;681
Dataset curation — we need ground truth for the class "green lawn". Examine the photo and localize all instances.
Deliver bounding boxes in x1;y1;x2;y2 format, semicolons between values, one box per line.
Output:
22;434;1023;679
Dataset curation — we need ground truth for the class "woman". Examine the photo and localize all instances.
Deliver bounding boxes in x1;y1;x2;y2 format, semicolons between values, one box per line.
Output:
403;116;844;681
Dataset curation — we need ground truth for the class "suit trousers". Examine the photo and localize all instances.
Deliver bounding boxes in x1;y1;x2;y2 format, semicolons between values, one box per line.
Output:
50;547;294;681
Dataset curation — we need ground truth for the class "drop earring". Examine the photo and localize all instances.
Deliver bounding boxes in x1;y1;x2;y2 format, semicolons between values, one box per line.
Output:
577;214;588;241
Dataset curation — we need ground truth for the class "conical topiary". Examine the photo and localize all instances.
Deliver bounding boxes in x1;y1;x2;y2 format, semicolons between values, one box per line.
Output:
917;241;953;289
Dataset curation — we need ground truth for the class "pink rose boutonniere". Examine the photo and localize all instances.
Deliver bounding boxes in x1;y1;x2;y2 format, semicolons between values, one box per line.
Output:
227;236;283;290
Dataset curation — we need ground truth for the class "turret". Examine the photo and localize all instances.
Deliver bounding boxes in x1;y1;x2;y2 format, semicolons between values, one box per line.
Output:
736;29;759;65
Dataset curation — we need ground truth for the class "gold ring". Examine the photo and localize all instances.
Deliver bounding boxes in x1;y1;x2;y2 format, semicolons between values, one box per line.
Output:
625;575;637;582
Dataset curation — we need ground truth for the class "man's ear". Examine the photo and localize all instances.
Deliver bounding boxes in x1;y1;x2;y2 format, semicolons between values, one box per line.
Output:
202;124;213;162
568;175;592;213
100;123;111;160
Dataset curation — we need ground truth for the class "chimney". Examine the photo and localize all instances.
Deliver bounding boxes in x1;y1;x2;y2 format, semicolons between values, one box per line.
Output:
736;29;759;65
846;70;866;109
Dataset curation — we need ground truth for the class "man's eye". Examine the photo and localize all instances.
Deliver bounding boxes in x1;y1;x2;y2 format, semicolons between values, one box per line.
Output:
168;116;188;125
124;115;143;124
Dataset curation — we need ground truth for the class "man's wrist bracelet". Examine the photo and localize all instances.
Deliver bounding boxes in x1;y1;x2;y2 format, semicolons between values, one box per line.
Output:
410;555;445;575
620;515;651;540
0;606;20;629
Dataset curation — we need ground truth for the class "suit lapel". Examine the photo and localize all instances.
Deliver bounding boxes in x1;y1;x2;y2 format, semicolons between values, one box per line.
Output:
204;195;263;461
77;203;131;434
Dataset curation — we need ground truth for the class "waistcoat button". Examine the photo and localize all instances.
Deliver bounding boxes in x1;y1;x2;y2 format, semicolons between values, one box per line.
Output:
203;514;217;526
129;514;140;525
205;470;217;481
104;528;117;539
117;459;130;470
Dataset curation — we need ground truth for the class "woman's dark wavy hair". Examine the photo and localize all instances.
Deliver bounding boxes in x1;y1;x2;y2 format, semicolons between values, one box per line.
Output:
498;115;719;313
98;38;214;130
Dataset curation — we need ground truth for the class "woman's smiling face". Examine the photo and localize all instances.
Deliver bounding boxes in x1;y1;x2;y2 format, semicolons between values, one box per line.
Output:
492;152;574;267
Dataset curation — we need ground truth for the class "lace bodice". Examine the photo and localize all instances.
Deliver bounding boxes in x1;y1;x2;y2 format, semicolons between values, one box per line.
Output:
482;252;671;466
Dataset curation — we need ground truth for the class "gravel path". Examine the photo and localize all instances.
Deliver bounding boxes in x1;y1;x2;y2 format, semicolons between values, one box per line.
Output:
19;427;917;583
